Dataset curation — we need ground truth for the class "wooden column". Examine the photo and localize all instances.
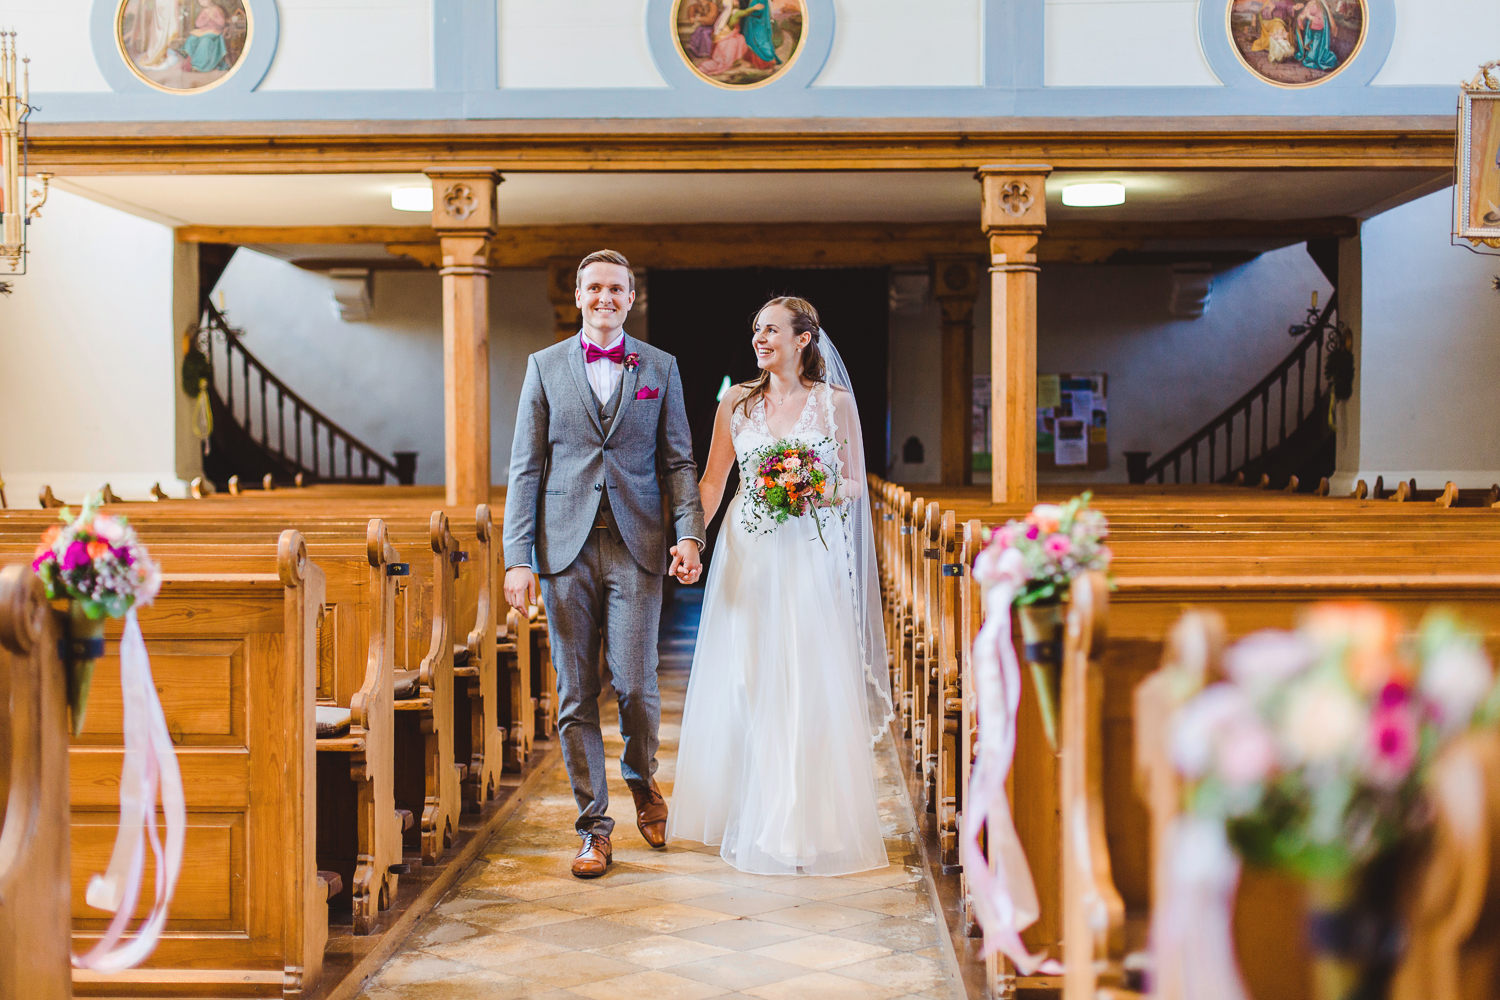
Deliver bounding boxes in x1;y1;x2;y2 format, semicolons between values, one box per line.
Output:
546;258;582;342
932;256;981;487
428;168;501;508
978;164;1050;505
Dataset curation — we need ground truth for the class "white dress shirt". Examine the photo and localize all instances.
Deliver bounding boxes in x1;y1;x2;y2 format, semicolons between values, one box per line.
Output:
580;330;625;403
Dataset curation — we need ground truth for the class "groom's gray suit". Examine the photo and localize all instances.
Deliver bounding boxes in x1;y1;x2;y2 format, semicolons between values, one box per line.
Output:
504;333;705;838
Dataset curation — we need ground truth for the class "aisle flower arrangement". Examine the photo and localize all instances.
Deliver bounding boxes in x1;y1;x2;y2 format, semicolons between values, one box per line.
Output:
30;492;183;973
32;495;161;731
961;493;1111;975
1160;604;1500;1000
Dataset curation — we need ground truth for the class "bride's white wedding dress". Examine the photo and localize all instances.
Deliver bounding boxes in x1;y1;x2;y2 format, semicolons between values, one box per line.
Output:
668;380;891;876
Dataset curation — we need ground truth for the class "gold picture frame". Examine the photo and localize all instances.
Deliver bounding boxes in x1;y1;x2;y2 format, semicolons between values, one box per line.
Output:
1456;64;1500;249
672;0;808;91
116;0;253;95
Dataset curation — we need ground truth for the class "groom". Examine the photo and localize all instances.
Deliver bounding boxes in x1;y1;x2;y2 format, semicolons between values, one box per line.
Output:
503;250;706;878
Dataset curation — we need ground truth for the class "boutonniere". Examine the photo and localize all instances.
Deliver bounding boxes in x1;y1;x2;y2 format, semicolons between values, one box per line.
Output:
623;352;640;372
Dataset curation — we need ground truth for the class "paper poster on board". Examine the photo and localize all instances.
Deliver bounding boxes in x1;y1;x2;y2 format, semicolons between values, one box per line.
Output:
1038;372;1108;471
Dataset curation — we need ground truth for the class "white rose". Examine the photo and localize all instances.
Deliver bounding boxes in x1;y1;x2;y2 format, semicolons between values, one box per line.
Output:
1281;678;1364;764
1421;644;1494;732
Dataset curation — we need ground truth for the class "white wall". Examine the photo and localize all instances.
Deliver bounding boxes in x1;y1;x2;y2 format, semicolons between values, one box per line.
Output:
956;245;1332;487
213;251;568;487
1372;0;1500;87
498;0;666;89
887;271;945;482
2;0;111;92
814;0;982;88
1335;188;1500;490
260;0;434;90
1044;0;1220;87
0;187;186;505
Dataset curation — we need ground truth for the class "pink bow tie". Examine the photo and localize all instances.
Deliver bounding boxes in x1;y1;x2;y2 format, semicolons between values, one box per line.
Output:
584;342;625;365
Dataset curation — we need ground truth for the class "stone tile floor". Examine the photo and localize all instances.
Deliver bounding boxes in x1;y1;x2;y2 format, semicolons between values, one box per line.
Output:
358;589;962;1000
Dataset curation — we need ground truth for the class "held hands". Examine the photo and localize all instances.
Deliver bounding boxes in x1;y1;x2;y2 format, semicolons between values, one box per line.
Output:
668;539;703;585
503;566;539;612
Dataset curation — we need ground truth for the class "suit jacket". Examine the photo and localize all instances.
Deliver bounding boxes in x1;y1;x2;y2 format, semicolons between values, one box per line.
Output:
503;334;706;576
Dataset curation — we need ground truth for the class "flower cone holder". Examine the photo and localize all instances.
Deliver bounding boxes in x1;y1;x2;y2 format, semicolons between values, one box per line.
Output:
1017;599;1065;750
64;600;107;737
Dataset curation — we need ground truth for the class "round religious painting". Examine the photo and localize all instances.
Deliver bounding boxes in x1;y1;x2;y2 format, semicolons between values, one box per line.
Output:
673;0;807;89
1227;0;1366;87
116;0;252;93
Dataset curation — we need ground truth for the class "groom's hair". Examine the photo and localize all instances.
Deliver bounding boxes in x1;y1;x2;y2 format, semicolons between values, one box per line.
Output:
576;250;636;292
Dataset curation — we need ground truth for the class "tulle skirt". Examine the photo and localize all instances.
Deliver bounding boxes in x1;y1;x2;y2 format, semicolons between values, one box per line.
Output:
667;492;888;876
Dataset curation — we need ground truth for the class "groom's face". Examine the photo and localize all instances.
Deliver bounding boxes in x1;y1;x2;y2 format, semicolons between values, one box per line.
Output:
576;263;636;338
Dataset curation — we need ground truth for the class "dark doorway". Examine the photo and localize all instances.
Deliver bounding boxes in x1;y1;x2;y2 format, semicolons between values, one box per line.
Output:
647;267;891;560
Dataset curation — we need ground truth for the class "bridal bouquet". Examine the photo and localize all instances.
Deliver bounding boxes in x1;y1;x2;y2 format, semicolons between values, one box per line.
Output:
743;437;839;548
1157;604;1500;1000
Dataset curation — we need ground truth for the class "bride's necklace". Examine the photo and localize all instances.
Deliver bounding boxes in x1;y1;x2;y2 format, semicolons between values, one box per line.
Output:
766;383;808;408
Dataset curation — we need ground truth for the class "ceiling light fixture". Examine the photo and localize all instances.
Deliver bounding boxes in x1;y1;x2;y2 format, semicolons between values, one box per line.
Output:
1061;182;1126;208
391;186;433;212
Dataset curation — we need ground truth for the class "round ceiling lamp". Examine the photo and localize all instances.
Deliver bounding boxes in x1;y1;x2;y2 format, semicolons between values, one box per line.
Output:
391;185;433;212
1061;182;1126;208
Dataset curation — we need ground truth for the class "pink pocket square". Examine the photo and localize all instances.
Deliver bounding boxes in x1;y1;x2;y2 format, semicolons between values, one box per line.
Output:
636;386;660;400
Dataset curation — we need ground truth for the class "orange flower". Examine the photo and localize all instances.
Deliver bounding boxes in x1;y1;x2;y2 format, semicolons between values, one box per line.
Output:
87;540;110;561
1301;603;1410;694
40;525;61;547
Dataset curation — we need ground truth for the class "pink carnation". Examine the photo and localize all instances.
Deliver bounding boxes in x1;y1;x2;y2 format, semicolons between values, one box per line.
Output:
1366;704;1419;787
1044;535;1072;557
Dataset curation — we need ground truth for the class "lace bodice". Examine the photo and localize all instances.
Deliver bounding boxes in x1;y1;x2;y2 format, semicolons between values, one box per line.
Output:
729;381;839;474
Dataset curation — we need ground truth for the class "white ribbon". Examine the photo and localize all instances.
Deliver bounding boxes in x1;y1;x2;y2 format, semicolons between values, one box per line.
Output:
1150;817;1250;1000
963;547;1062;975
73;609;186;972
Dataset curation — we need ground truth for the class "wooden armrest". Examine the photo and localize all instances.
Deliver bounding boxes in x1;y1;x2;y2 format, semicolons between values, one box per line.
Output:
317;735;365;752
394;697;433;711
454;665;480;678
317;871;344;900
395;808;415;832
496;641;518;654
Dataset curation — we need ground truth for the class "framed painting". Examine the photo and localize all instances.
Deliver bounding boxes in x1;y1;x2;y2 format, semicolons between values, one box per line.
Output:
673;0;807;90
1226;0;1366;88
1457;67;1500;248
116;0;252;94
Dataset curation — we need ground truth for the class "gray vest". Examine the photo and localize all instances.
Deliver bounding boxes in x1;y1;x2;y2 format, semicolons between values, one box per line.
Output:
592;375;625;534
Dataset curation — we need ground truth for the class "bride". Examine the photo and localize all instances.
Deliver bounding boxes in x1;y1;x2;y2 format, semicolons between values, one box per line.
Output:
668;296;893;876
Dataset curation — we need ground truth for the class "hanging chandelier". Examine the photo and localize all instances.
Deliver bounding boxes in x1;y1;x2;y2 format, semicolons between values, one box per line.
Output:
2;30;49;277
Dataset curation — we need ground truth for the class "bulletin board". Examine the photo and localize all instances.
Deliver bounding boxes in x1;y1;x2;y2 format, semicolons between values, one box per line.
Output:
1037;373;1107;472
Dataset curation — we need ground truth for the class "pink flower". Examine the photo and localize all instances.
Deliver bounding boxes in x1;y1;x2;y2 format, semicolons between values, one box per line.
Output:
61;540;90;571
1025;524;1040;541
1044;535;1072;557
783;456;802;470
1366;704;1419;787
993;527;1014;549
1224;630;1316;694
1217;717;1277;788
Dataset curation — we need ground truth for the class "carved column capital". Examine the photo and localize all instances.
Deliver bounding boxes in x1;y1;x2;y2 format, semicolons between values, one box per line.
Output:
425;168;503;236
976;164;1052;235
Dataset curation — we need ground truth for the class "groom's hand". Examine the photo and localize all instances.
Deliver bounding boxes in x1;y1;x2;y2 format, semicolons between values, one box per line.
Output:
669;539;702;585
503;566;539;611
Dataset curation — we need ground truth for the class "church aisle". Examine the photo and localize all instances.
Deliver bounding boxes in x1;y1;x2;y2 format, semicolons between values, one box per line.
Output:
357;589;963;1000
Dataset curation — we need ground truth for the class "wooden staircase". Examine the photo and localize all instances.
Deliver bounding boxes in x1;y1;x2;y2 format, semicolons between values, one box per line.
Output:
194;301;416;489
1127;295;1342;490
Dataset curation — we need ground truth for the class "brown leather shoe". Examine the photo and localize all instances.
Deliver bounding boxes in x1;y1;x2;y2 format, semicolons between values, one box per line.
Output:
571;832;612;879
631;779;669;849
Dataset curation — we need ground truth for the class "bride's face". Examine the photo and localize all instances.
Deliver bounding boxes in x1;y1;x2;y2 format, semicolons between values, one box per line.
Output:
752;304;809;374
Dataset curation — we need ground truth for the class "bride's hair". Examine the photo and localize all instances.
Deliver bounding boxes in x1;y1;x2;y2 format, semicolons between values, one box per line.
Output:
734;296;826;418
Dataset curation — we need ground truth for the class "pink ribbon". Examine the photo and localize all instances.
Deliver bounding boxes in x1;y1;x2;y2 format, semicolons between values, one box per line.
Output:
963;548;1062;975
73;609;185;972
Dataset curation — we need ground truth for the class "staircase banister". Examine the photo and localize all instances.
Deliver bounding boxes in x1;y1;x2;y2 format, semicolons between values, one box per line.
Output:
202;303;402;479
1142;294;1337;483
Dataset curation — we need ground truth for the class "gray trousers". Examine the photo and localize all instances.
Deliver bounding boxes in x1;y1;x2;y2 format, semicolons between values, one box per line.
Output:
540;524;663;838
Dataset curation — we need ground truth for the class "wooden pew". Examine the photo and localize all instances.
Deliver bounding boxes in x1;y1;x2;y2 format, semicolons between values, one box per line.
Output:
314;520;404;936
398;513;462;866
66;534;326;999
0;565;72;1000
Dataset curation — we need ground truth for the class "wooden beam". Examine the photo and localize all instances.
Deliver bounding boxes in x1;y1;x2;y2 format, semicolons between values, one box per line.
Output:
176;217;1361;270
932;256;981;487
31;119;1457;174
